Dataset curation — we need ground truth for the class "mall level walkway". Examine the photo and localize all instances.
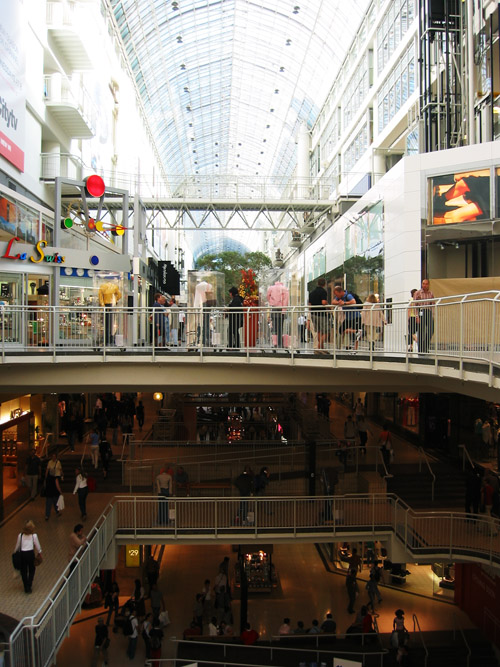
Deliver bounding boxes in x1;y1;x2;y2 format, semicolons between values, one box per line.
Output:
0;394;496;666
0;393;486;625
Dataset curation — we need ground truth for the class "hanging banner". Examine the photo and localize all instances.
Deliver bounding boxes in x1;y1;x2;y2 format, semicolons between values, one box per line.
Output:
0;0;26;171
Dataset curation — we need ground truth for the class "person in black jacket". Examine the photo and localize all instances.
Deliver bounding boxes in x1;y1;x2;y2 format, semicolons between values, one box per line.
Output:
227;287;244;348
235;466;254;524
93;617;109;665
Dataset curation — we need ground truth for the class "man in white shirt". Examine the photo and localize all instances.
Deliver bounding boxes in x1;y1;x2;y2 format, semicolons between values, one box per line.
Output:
126;612;139;659
156;468;173;525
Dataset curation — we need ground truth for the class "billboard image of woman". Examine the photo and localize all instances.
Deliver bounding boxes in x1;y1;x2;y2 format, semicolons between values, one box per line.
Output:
431;169;490;224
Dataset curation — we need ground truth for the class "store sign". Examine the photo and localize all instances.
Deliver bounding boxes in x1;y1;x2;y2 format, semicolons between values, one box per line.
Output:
125;545;141;567
0;2;26;171
2;238;65;264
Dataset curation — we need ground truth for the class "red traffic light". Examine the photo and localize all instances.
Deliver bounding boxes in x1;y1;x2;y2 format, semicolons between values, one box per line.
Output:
84;174;106;198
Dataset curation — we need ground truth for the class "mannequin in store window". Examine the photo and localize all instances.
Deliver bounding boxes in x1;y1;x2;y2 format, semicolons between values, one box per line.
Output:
98;281;122;345
193;278;211;346
267;280;289;348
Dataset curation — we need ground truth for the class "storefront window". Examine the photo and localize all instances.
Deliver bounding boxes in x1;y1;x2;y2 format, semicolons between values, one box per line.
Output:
0;194;39;244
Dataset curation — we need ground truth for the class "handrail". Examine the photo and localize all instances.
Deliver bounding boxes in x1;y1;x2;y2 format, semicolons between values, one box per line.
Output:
483;607;500;647
459;443;475;471
417;447;436;502
412;613;429;667
452;612;471;667
0;297;499;378
170;636;388;664
8;493;500;667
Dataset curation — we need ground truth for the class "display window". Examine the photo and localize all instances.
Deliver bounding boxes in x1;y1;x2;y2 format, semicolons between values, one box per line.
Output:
327;541;455;601
0;272;51;345
234;545;278;594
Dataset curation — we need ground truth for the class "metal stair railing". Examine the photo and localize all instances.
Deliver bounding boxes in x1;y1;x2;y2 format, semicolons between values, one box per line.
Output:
412;613;429;667
418;446;436;502
8;493;500;667
452;612;471;667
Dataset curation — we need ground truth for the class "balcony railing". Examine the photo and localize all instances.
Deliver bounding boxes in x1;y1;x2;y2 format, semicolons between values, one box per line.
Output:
8;494;500;667
1;293;500;377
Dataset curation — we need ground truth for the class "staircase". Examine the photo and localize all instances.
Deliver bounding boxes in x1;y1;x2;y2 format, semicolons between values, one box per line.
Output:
403;629;499;667
57;452;125;493
386;462;466;510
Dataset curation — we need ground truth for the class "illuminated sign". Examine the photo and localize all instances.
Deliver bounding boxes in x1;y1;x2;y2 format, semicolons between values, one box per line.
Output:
430;169;490;225
125;545;141;567
2;238;65;263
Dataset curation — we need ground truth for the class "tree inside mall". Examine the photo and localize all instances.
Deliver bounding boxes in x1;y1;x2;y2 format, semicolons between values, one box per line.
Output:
195;250;272;291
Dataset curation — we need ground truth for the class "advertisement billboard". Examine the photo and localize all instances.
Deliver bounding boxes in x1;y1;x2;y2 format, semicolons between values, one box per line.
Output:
430;169;490;225
0;1;26;171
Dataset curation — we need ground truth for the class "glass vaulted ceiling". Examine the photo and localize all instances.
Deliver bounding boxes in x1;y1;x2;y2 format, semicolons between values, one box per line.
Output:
110;0;370;257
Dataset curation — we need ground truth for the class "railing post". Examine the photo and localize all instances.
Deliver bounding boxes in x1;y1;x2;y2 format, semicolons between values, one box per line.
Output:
293;499;297;537
215;499;218;538
1;306;4;362
459;297;465;378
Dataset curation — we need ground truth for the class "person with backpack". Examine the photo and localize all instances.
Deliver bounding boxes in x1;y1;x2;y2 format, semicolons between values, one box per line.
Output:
149;619;164;667
73;467;88;520
92;617;109;666
123;607;138;660
141;612;153;660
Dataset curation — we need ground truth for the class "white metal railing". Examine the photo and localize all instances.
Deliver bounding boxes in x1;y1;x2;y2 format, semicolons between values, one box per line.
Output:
170;635;387;665
8;493;500;667
417;447;436;502
412;614;429;667
1;293;499;375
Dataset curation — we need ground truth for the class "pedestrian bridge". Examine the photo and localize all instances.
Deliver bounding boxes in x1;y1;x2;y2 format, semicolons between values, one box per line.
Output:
1;293;499;399
8;494;500;667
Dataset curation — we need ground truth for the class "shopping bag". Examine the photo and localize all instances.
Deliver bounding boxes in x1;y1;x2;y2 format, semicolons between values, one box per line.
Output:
56;495;65;511
246;511;255;525
168;509;176;521
12;551;22;570
282;334;291;347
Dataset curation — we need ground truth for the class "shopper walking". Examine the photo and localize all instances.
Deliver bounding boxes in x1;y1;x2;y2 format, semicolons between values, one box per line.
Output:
68;523;87;571
346;569;358;614
25;448;42;500
105;581;120;627
91;617;109;667
125;609;139;660
99;439;112;479
14;520;42;593
89;428;100;469
73;467;88;519
156;468;173;525
149;619;164;667
141;612;153;660
393;608;408;650
45;452;63;480
135;400;145;431
44;467;63;520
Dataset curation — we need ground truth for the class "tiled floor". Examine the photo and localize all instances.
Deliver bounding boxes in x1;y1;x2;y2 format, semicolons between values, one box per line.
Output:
0;393;485;665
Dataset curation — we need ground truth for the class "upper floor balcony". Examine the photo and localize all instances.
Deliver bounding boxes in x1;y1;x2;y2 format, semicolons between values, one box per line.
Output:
43;74;96;139
46;0;93;71
0;294;499;400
